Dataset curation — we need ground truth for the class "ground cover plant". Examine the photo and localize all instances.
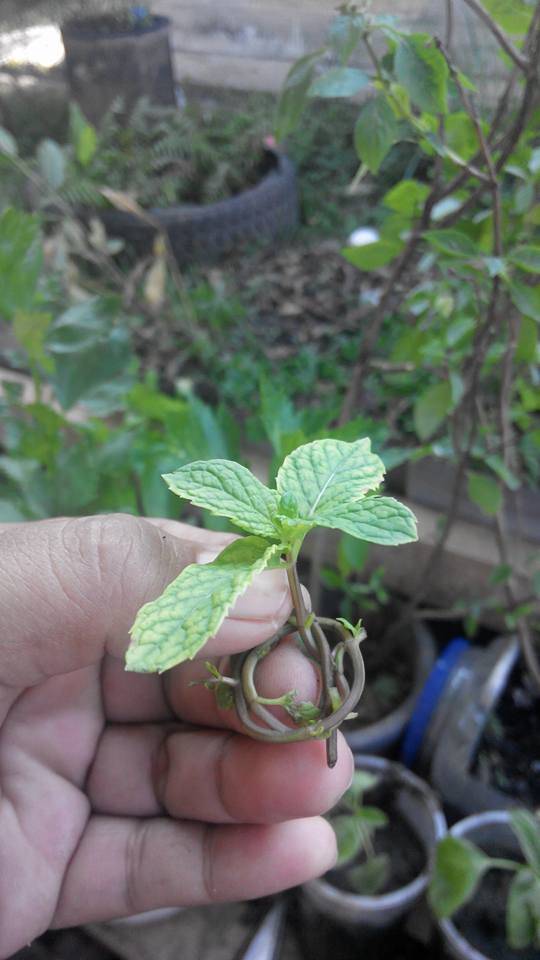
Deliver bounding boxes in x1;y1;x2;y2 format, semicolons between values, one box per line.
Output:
125;439;417;765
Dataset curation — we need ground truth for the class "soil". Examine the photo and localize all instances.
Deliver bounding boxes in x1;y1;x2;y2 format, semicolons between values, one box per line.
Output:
326;771;426;896
473;661;540;807
453;869;538;960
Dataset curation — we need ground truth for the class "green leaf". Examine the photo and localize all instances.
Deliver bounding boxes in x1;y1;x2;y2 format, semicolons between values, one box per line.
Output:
332;815;363;867
507;871;539;949
510;810;540;875
0;207;42;319
467;472;503;516
70;103;98;167
509;282;540;322
394;35;449;114
428;836;491;918
383;179;430;218
354;95;398;173
276;438;385;523
126;537;281;672
0;126;18;157
482;0;532;33
309;67;369;98
413;382;453;440
275;50;324;142
509;245;540;274
163;460;279;538
13;311;54;374
328;12;365;62
516;315;537;363
347;854;390;895
342;240;403;270
338;532;370;577
315;496;417;545
356;806;389;828
36;138;66;190
426;229;477;258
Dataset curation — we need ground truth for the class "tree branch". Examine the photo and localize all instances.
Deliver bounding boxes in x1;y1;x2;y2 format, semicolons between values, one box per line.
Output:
461;0;530;72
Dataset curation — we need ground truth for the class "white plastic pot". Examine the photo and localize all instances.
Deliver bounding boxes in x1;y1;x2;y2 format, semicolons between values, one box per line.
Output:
301;755;446;931
438;811;524;960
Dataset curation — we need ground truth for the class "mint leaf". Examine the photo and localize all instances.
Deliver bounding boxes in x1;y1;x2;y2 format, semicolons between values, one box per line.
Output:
126;537;281;672
316;496;417;545
163;460;279;538
276;439;385;522
429;836;491;918
332;815;363;866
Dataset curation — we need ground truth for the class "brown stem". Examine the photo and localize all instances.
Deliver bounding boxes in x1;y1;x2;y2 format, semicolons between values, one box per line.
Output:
460;0;529;72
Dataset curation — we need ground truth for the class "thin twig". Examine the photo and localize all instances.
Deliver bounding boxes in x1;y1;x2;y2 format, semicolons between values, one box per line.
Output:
460;0;529;72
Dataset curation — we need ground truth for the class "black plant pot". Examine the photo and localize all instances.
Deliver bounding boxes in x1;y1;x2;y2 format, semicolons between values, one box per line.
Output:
61;15;176;126
95;149;300;266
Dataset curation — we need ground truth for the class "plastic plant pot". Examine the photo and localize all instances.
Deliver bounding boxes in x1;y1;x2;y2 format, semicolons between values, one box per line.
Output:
344;621;437;756
402;635;520;816
438;811;532;960
301;755;446;932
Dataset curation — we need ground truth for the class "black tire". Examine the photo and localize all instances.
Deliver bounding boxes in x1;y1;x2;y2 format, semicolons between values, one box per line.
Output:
96;150;300;265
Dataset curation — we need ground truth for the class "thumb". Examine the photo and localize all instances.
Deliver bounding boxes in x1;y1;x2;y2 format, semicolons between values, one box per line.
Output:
0;515;290;688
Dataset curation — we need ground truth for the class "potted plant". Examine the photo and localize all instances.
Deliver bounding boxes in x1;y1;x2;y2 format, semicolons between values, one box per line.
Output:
400;634;536;816
61;4;177;125
273;0;540;721
298;755;446;956
429;809;540;960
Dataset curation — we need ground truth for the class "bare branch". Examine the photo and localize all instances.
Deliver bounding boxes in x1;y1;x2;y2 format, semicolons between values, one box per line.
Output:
461;0;530;72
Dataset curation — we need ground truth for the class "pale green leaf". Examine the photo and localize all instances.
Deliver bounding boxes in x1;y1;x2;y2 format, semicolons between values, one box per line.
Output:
510;810;540;875
13;310;54;374
309;67;369;98
163;460;279;538
395;35;449;114
36;138;66;190
347;854;390;895
342;240;403;270
516;315;537;363
509;245;540;274
507;871;538;949
467;472;503;516
428;836;491;917
413;382;453;440
354;96;398;173
70;103;98;166
276;438;385;522
383;179;430;218
126;537;281;672
315;496;418;545
0;126;17;157
332;815;363;867
509;282;540;321
426;229;477;258
274;50;324;141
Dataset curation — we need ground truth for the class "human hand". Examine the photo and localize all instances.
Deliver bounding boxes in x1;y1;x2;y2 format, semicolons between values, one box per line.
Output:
0;514;353;957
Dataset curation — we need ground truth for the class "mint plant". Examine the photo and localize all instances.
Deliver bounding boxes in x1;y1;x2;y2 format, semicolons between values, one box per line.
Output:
330;770;390;894
125;438;417;765
429;810;540;950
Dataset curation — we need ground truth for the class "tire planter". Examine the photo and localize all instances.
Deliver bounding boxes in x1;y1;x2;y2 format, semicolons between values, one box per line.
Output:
95;149;299;266
61;15;176;126
438;811;534;960
344;621;436;756
301;756;446;935
402;635;521;816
